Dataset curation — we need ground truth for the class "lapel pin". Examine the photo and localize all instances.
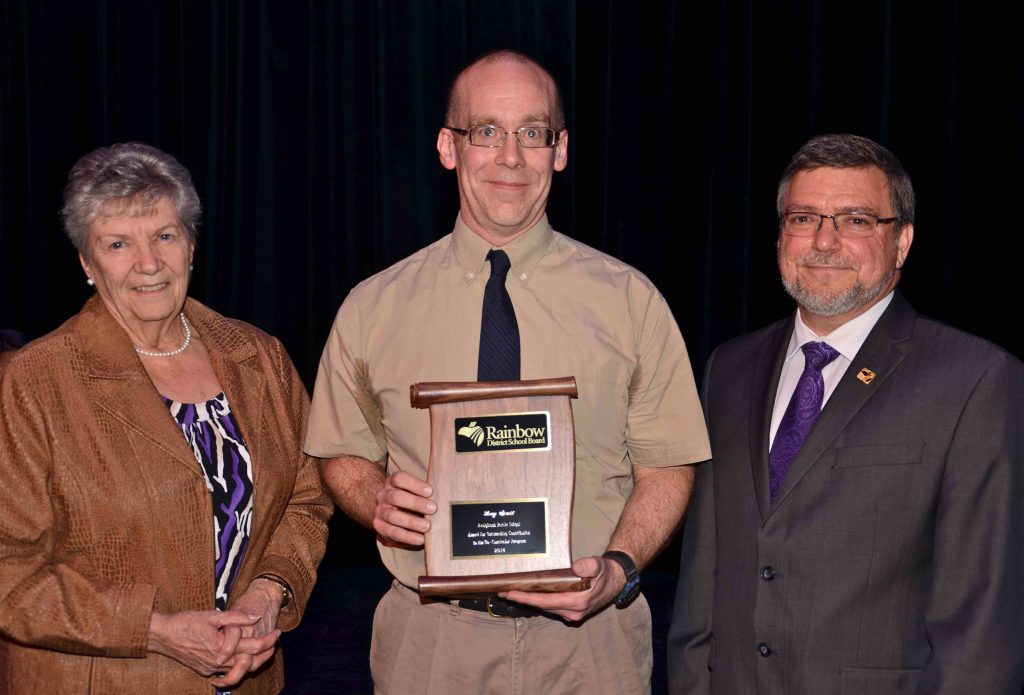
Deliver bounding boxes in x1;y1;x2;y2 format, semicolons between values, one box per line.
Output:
857;368;876;384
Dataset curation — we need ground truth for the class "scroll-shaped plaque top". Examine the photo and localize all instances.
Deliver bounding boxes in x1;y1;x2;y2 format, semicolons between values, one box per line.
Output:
410;376;578;408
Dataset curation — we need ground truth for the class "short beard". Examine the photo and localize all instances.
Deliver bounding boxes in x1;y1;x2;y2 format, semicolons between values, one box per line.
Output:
779;248;896;317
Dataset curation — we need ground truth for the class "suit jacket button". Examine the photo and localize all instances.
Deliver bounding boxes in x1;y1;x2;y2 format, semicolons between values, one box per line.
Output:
757;642;772;657
760;566;776;581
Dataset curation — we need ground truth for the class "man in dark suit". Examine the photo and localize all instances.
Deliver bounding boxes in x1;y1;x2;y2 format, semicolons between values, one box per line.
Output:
668;133;1024;694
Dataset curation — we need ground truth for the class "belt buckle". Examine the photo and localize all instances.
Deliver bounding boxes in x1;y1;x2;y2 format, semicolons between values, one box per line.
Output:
486;595;505;618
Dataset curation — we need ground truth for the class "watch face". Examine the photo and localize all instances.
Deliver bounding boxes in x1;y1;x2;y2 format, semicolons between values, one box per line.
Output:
615;575;642;606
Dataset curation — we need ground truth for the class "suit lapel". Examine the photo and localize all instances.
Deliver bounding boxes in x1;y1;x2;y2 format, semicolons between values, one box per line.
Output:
766;293;916;515
211;352;267;482
90;377;206;475
79;297;203;475
188;300;268;486
749;320;793;521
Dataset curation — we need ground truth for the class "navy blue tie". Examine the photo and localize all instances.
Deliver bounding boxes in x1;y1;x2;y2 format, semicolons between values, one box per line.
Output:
477;249;520;381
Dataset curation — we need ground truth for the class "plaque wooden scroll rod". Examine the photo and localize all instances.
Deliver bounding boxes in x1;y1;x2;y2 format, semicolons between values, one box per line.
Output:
411;376;591;598
410;376;579;407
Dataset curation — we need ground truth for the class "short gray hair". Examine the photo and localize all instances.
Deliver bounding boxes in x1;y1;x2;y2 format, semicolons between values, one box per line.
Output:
776;134;915;232
62;142;201;254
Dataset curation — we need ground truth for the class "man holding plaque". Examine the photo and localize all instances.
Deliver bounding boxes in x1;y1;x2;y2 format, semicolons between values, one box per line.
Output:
305;49;711;694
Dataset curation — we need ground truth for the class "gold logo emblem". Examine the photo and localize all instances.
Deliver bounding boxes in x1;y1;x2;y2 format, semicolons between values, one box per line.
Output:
857;368;876;384
454;412;551;453
457;421;485;446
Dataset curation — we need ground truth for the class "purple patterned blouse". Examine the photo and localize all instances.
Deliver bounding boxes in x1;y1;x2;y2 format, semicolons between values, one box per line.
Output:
164;392;254;611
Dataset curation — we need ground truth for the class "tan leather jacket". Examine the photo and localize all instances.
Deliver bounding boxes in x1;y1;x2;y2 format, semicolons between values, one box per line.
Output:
0;296;332;694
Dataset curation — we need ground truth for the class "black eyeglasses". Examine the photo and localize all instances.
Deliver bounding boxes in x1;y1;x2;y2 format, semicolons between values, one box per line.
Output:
445;125;560;148
780;211;898;238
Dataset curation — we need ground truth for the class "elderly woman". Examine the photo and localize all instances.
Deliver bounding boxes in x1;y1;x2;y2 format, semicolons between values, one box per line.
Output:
0;142;331;693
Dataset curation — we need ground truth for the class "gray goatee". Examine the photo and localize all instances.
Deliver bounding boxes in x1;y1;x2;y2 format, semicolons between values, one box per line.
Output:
779;249;896;317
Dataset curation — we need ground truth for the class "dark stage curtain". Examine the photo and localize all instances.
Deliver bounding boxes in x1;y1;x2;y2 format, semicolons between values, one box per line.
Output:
3;1;1022;384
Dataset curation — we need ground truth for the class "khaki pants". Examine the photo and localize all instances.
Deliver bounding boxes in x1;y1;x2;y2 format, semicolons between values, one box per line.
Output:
370;580;652;695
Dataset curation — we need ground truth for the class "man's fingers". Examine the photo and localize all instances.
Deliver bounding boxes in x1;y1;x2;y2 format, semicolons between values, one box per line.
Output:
376;504;431;532
372;517;426;546
571;556;603;579
387;471;433;497
504;588;588;611
499;590;590;622
500;555;623;623
372;501;433;545
379;486;437;516
371;471;436;545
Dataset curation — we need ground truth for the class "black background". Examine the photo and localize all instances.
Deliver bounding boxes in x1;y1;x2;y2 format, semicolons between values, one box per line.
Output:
5;1;1022;376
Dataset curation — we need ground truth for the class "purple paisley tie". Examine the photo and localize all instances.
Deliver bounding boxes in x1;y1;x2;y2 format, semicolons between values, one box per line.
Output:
769;341;840;501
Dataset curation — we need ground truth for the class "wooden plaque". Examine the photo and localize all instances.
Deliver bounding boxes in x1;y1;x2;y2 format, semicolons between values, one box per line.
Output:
411;377;590;597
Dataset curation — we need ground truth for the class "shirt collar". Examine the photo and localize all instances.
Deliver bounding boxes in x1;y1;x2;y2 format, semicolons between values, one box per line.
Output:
451;213;554;286
785;291;895;363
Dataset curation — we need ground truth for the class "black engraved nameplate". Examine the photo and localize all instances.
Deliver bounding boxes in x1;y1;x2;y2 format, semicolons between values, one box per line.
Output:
450;499;547;558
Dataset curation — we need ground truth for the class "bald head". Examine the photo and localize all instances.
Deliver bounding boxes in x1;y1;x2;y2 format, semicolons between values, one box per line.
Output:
436;51;569;245
445;50;565;131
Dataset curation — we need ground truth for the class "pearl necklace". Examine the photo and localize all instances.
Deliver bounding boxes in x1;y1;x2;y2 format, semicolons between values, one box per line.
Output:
134;313;192;357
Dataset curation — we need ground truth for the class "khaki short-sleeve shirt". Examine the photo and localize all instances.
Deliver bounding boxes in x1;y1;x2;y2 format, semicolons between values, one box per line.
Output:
305;215;711;586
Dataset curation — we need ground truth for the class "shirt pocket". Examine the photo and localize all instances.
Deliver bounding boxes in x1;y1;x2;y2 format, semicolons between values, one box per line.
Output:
566;364;630;462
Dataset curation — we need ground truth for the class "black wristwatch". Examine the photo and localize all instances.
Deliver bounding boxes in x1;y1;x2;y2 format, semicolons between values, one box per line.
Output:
602;550;641;607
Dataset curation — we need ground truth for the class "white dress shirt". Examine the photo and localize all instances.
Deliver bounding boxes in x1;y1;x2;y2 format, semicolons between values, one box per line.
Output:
769;292;894;449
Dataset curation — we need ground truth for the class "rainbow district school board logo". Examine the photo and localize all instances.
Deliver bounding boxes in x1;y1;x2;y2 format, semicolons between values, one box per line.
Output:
454;412;551;453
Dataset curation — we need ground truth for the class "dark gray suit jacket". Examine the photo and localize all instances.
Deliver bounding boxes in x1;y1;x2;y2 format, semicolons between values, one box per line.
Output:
668;293;1024;694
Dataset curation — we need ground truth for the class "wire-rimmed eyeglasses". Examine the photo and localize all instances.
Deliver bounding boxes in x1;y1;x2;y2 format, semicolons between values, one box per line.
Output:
780;211;898;237
446;125;560;148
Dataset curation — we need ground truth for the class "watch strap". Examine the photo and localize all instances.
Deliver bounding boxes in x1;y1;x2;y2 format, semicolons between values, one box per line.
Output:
602;551;641;606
